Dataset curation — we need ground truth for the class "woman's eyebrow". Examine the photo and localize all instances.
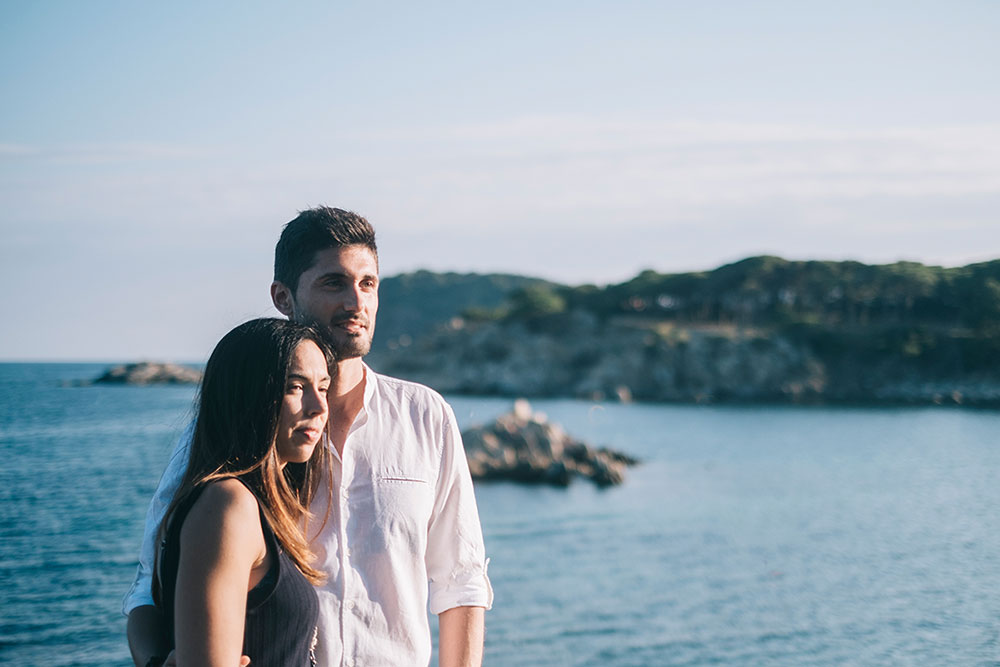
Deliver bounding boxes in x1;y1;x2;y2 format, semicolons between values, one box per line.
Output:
287;372;331;381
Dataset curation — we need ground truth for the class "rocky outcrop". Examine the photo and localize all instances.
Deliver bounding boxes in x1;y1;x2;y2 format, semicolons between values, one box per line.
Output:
94;362;202;385
462;399;639;487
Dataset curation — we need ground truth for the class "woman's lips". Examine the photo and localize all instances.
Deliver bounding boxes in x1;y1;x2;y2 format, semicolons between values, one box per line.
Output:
295;425;323;440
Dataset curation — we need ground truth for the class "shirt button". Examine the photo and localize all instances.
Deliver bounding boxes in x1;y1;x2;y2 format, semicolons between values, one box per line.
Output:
344;547;351;558
341;488;350;499
345;600;355;610
345;660;355;667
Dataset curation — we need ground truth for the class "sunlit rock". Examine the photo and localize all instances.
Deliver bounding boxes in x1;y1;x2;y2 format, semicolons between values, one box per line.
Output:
94;362;202;385
462;400;638;487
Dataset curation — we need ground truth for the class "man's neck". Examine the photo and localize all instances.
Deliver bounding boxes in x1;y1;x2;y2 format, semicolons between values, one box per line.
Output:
326;356;366;457
332;356;366;400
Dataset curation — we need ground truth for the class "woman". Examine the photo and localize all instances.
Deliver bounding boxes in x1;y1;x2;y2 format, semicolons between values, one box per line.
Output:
153;318;334;666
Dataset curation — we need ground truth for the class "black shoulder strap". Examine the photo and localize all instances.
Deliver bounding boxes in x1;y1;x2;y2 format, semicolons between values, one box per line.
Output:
152;484;208;646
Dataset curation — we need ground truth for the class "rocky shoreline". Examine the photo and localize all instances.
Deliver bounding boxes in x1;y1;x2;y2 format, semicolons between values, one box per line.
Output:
371;313;1000;407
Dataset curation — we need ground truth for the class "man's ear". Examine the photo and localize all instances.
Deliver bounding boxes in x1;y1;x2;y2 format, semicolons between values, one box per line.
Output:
271;281;295;318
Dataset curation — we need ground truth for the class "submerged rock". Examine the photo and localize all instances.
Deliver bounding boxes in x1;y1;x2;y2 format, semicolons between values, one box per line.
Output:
462;399;639;487
94;362;202;385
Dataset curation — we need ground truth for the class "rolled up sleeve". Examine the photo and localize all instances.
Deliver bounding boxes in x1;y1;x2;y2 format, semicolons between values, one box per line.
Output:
425;403;493;615
121;422;193;616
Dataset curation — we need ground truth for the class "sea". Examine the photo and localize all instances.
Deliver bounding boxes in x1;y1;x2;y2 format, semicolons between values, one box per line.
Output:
1;362;999;666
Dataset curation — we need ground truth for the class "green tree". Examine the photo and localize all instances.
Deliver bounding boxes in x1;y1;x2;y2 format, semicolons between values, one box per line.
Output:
506;285;567;320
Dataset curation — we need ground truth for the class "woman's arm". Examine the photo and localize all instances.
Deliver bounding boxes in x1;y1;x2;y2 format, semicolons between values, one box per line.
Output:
173;479;266;667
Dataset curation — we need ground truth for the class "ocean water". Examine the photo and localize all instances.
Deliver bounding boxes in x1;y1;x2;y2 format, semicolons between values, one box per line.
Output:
1;363;999;666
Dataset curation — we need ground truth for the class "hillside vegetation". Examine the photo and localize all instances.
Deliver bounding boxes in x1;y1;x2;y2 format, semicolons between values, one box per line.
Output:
370;257;1000;405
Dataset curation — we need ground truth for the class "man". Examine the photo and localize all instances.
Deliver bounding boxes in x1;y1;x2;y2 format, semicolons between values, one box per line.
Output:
125;207;492;666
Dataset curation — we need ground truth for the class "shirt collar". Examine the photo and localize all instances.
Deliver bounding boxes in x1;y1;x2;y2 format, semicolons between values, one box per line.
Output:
360;361;376;408
350;361;376;432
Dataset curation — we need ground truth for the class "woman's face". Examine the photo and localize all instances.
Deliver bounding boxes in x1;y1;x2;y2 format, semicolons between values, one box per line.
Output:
275;340;331;467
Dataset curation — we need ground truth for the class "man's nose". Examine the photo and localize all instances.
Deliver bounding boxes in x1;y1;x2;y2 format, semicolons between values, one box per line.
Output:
342;284;362;311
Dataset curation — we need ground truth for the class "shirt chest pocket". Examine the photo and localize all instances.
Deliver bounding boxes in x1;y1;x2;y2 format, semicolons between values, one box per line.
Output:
371;475;434;540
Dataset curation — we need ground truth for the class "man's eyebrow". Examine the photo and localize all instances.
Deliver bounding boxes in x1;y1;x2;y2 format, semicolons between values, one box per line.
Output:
314;271;347;282
312;271;378;282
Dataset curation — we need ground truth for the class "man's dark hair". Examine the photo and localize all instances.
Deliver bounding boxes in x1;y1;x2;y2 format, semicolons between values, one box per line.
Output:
273;206;378;292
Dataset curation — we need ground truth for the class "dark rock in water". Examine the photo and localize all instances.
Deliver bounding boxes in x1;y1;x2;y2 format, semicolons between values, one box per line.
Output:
462;399;638;487
93;362;202;385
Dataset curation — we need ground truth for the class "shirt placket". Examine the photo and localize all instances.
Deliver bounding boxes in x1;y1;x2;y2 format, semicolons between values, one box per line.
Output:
338;410;367;667
335;445;356;667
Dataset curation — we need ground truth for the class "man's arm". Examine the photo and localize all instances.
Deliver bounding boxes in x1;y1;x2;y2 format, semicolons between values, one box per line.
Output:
127;605;170;667
439;606;485;667
124;424;194;665
425;399;493;664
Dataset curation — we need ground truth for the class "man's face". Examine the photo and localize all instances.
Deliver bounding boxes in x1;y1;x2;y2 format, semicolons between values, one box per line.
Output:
288;245;379;359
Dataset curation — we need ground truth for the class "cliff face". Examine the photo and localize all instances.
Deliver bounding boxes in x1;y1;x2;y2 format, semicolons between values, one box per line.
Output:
372;312;1000;405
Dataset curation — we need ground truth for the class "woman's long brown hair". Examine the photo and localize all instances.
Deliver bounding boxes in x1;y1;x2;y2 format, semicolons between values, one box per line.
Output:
158;318;335;584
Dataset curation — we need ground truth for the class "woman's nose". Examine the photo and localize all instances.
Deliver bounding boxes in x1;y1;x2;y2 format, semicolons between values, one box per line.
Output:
305;387;327;415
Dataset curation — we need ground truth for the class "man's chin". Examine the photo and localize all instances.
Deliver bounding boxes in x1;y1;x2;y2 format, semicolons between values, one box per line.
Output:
327;334;372;359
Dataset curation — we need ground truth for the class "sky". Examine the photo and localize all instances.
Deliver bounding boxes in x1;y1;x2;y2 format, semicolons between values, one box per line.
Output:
2;1;999;361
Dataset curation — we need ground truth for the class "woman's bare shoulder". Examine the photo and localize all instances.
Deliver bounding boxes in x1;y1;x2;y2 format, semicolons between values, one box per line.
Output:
181;478;263;549
196;478;258;509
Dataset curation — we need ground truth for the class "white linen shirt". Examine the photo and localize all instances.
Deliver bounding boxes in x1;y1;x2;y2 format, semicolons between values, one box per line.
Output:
122;365;493;667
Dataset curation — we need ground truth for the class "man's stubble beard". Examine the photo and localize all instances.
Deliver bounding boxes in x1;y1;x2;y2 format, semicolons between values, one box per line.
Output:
329;330;372;359
290;295;375;359
299;314;373;360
